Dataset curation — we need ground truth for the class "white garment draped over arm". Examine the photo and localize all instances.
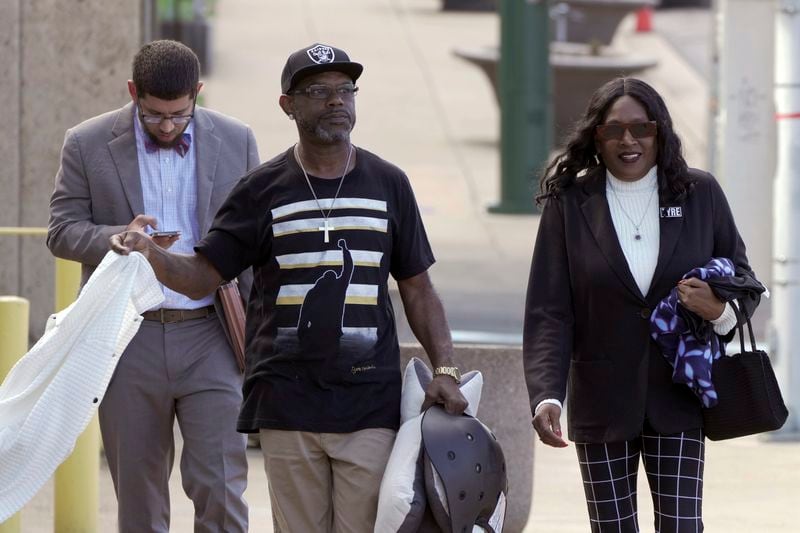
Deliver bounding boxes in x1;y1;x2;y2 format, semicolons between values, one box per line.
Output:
0;251;163;521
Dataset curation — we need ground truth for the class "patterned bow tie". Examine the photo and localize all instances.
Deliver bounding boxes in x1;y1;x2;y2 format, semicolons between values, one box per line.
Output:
144;133;192;158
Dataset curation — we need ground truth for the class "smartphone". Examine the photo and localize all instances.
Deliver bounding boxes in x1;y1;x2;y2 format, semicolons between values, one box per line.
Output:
150;230;181;238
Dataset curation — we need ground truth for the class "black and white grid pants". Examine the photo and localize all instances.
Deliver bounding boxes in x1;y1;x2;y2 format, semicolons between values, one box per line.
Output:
576;421;705;533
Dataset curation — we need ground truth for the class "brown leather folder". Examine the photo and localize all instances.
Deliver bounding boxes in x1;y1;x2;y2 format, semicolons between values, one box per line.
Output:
218;280;246;373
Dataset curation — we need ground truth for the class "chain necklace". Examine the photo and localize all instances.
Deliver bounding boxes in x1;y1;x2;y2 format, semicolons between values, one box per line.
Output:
608;181;657;241
294;143;354;243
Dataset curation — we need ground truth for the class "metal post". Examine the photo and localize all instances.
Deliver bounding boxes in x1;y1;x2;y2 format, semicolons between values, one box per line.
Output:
53;258;100;531
490;0;551;214
0;296;29;533
771;0;800;438
712;0;776;311
708;0;720;175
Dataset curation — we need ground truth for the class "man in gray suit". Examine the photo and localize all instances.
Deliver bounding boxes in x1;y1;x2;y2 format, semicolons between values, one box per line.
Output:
47;40;259;532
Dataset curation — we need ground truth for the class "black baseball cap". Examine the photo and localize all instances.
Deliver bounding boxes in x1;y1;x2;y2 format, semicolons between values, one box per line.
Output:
281;43;363;94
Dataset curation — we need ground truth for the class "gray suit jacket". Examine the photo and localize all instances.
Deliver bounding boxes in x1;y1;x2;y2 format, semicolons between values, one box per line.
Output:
47;101;259;305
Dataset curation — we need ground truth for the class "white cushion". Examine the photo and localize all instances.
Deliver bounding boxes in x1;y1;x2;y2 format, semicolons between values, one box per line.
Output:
376;358;483;532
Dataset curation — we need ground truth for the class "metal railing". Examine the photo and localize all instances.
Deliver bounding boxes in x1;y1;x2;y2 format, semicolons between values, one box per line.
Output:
0;227;97;533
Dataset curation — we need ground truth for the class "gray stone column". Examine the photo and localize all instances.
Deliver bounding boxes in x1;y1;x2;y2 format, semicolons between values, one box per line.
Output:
0;0;142;338
0;0;22;295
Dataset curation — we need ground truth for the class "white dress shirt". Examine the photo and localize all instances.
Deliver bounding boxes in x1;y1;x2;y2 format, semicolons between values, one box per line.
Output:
134;111;213;309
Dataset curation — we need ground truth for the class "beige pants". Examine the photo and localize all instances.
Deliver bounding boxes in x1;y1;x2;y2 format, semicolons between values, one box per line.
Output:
260;428;396;533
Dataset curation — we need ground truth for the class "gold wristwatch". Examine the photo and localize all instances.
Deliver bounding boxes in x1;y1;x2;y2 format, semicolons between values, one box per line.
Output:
433;366;461;384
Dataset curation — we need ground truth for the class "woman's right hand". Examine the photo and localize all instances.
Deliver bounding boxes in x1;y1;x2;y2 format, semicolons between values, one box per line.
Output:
532;404;569;448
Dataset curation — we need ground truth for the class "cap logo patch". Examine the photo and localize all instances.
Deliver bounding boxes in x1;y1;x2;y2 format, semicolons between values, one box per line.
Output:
306;45;335;64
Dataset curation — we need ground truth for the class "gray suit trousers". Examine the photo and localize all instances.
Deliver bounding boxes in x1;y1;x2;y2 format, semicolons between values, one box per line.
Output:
99;313;248;533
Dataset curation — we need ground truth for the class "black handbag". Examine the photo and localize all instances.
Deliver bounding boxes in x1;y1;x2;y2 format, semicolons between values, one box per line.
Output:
702;301;789;441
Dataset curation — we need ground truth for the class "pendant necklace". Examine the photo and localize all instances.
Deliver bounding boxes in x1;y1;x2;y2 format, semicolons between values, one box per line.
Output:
294;143;354;243
608;181;657;241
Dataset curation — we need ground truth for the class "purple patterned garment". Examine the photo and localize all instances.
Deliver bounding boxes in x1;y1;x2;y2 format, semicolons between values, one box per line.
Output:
650;257;736;408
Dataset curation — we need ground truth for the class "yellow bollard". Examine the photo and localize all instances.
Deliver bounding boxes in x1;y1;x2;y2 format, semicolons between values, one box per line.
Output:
54;258;82;312
0;296;29;533
53;421;99;533
53;259;99;533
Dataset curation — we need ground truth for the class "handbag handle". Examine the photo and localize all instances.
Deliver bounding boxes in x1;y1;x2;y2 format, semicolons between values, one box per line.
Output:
729;300;757;354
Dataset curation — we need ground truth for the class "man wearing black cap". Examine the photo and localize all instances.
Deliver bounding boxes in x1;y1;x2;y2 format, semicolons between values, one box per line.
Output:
110;42;467;532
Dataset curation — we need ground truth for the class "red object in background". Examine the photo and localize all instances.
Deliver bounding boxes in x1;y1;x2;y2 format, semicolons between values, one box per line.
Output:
636;7;653;32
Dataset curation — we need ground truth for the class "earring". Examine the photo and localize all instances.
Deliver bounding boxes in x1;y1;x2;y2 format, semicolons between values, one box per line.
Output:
594;154;600;165
288;113;294;120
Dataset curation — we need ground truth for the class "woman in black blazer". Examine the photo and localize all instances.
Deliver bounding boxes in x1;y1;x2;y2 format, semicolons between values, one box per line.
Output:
523;78;758;532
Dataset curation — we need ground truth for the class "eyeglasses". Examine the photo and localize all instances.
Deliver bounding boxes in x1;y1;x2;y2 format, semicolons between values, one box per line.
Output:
289;83;359;100
138;97;196;125
595;121;657;141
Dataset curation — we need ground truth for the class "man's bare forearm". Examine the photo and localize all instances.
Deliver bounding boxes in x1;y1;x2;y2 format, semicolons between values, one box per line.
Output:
397;272;456;368
110;228;224;300
398;270;468;415
145;244;223;300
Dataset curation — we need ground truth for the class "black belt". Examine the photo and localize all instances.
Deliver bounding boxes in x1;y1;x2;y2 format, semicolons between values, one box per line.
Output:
142;305;215;324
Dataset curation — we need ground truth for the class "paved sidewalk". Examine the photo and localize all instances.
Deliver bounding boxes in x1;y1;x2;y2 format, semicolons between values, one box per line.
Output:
17;1;800;531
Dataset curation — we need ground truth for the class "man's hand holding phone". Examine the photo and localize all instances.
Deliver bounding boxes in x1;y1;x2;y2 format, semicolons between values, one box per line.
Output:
151;230;181;238
113;215;181;255
150;230;181;248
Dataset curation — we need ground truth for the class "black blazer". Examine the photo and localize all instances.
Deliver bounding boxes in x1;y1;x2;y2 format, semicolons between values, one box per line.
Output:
522;168;755;443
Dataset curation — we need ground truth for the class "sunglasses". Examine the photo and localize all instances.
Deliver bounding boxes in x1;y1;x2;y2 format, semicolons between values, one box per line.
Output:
595;121;657;141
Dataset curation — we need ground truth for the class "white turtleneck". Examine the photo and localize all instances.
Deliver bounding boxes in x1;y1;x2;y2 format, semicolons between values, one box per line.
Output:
604;166;735;334
606;166;660;296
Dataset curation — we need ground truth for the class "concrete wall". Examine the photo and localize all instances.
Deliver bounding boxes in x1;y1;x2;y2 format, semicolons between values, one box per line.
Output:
0;0;141;338
400;343;534;531
0;1;22;295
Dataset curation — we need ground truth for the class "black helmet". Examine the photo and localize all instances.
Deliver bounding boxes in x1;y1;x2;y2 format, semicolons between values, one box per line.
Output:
420;405;507;533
